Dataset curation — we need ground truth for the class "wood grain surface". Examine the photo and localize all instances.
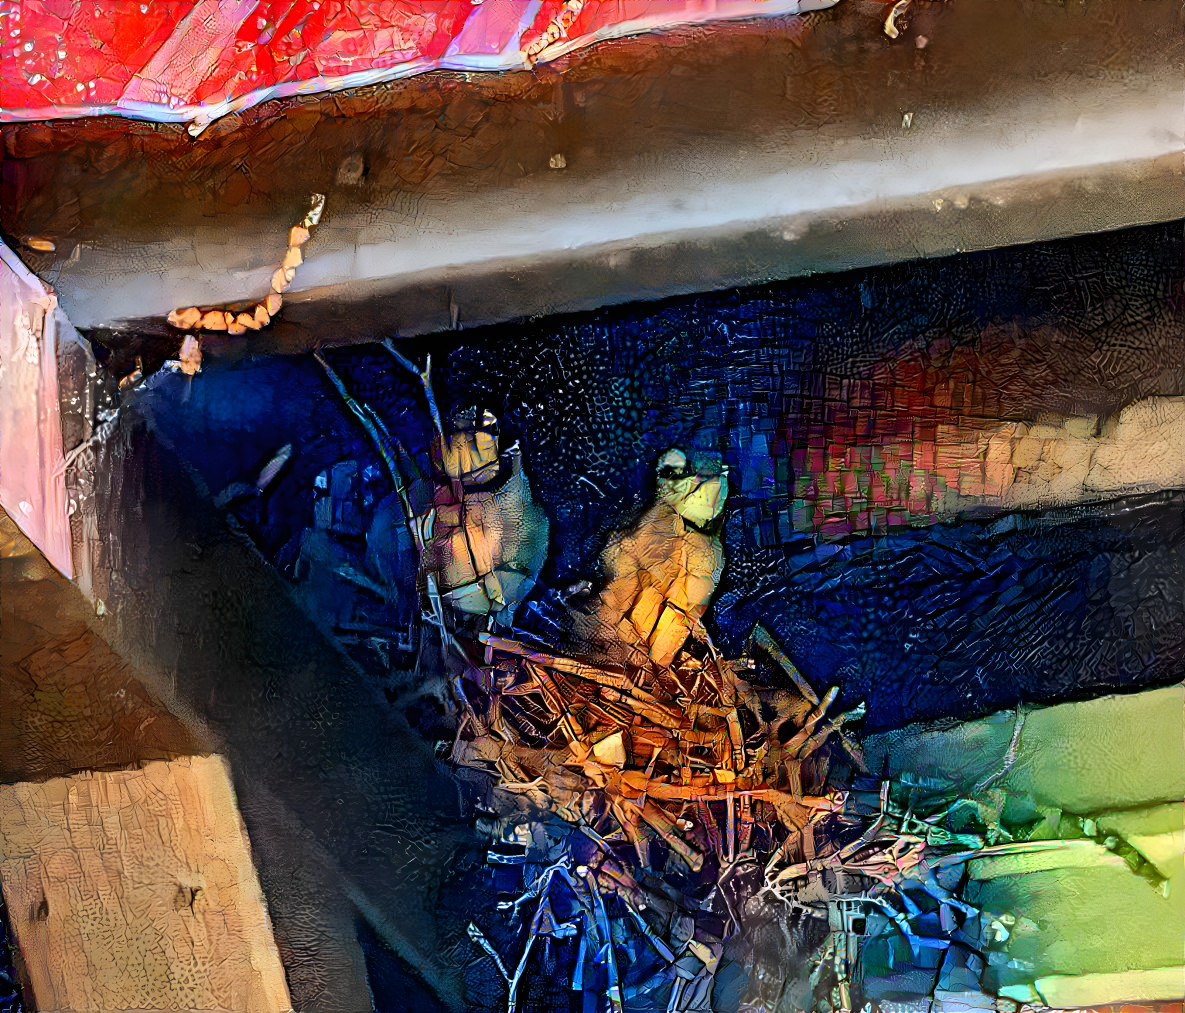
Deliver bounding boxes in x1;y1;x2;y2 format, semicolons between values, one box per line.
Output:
0;755;293;1013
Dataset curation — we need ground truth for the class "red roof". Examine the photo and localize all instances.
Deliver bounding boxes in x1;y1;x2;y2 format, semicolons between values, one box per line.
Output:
1;0;836;129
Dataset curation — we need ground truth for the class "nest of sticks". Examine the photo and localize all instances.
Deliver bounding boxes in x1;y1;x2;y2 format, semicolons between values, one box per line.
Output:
451;625;864;875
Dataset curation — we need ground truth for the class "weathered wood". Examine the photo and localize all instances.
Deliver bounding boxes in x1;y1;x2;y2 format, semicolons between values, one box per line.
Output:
0;754;292;1013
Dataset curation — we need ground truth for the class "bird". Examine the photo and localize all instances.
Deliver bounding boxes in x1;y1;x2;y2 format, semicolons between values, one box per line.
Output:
577;448;729;668
413;404;550;627
315;345;550;634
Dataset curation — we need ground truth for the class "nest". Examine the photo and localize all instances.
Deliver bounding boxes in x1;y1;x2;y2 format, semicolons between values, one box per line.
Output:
443;630;997;1012
451;626;861;875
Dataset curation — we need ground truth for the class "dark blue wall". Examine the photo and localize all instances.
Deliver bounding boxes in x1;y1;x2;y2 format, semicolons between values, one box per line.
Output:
139;221;1185;731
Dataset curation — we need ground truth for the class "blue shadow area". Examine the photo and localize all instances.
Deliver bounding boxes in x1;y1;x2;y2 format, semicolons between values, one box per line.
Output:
138;222;1184;732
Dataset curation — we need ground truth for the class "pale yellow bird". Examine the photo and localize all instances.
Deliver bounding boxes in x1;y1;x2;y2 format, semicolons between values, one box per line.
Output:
578;449;728;668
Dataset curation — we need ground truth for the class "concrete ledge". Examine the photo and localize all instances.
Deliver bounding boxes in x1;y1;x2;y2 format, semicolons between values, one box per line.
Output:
3;0;1181;340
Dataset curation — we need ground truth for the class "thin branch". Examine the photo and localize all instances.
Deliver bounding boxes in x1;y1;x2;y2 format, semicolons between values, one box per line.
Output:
382;338;444;439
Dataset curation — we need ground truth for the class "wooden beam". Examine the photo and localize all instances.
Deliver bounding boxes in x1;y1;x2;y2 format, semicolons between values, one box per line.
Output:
0;755;292;1013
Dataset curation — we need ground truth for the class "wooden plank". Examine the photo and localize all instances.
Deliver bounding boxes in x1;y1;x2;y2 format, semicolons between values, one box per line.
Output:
0;754;292;1013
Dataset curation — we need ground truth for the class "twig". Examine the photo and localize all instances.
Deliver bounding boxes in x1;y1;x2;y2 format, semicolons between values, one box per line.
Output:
382;339;444;439
313;351;414;515
751;624;818;704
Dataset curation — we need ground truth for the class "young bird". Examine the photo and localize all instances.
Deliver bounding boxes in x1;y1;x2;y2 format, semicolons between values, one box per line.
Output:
414;407;550;625
579;448;728;668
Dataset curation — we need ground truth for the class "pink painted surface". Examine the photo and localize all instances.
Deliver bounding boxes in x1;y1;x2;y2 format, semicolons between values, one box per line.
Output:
0;0;835;126
0;242;73;578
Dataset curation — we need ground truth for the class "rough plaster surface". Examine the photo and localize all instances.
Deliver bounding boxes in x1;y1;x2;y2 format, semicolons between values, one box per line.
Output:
0;510;198;782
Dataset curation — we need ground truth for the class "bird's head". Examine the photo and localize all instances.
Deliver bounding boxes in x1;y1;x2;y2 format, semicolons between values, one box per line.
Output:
435;406;501;482
655;448;728;528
